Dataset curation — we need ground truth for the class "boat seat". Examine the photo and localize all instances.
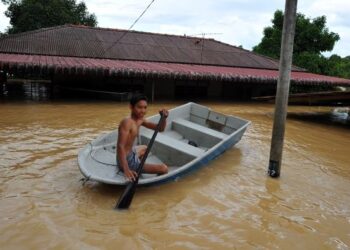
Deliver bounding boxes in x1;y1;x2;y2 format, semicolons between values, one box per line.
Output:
172;118;227;140
141;129;205;157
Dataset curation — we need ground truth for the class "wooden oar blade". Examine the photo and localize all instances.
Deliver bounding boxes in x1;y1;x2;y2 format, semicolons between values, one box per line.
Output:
115;182;137;209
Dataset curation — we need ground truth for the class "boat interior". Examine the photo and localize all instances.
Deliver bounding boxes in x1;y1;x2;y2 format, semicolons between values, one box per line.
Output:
138;103;247;173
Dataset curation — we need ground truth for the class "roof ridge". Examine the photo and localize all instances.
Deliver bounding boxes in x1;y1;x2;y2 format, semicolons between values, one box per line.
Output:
1;24;254;52
0;24;71;40
64;24;220;42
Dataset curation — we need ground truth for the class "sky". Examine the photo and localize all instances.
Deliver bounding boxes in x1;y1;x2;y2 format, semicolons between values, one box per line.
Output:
0;0;349;57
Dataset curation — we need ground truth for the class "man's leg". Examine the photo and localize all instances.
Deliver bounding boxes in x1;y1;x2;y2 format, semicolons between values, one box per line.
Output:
135;145;168;174
143;163;168;175
135;145;147;160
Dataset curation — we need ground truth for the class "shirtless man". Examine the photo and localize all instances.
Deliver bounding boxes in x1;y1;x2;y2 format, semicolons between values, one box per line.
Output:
117;94;169;181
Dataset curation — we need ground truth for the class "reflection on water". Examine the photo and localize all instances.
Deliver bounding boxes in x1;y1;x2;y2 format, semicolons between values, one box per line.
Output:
1;80;130;102
1;81;51;101
0;101;349;249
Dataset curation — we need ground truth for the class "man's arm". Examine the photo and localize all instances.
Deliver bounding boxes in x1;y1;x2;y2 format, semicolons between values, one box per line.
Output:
117;119;137;181
142;109;168;132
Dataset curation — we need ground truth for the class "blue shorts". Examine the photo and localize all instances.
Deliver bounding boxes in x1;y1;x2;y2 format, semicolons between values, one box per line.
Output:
118;147;140;172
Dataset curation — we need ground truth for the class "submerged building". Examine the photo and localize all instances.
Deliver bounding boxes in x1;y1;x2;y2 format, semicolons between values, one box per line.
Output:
0;24;349;100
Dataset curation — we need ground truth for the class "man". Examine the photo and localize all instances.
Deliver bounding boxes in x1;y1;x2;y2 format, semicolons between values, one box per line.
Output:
117;94;169;181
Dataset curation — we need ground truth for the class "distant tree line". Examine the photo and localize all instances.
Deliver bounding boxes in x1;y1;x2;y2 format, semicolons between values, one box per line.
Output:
0;0;97;35
253;10;350;80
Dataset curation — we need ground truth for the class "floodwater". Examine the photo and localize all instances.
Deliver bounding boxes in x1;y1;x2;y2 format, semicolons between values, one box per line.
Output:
0;99;349;249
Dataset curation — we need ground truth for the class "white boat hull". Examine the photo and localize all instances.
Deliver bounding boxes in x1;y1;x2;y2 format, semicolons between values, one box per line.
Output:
78;102;250;186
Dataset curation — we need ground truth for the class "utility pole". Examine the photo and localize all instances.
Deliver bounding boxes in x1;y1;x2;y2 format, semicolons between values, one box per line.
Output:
268;0;298;178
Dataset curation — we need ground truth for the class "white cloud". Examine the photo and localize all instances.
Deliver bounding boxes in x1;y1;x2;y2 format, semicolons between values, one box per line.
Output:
0;3;10;33
1;0;349;56
86;0;285;51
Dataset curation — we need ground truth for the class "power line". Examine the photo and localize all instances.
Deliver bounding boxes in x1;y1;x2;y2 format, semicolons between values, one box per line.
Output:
104;0;156;54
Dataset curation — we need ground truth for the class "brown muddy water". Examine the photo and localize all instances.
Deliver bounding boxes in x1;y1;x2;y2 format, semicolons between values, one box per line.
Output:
0;100;349;249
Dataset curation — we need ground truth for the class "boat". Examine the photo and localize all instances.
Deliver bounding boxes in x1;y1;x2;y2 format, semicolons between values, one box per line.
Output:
78;102;250;186
252;90;350;106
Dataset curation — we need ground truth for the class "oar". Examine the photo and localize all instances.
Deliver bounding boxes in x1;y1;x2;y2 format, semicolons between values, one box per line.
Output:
115;112;166;210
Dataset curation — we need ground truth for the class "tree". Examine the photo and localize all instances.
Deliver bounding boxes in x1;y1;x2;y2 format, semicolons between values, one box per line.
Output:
253;10;340;59
253;10;350;84
325;54;350;79
2;0;97;34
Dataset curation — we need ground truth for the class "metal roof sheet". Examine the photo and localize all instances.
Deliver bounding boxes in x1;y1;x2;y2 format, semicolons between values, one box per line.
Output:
0;24;292;70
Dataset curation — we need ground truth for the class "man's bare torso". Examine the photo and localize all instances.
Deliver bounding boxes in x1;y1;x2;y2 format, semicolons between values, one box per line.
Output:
116;97;168;181
121;117;143;154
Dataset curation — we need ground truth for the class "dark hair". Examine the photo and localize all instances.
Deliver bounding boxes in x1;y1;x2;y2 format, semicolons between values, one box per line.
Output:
129;94;148;106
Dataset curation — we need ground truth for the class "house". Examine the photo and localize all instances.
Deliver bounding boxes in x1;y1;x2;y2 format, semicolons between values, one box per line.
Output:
0;24;349;100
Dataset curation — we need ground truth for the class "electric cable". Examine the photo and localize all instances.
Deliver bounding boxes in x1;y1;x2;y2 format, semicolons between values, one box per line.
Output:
103;0;156;55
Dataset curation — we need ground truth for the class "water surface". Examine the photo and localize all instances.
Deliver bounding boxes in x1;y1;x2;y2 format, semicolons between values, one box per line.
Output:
0;101;349;249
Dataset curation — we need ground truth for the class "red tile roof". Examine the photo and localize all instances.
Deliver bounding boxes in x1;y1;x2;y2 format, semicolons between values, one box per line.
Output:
1;53;349;85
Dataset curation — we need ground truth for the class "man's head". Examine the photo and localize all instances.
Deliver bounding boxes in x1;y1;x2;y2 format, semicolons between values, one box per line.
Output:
129;94;148;119
130;94;148;107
